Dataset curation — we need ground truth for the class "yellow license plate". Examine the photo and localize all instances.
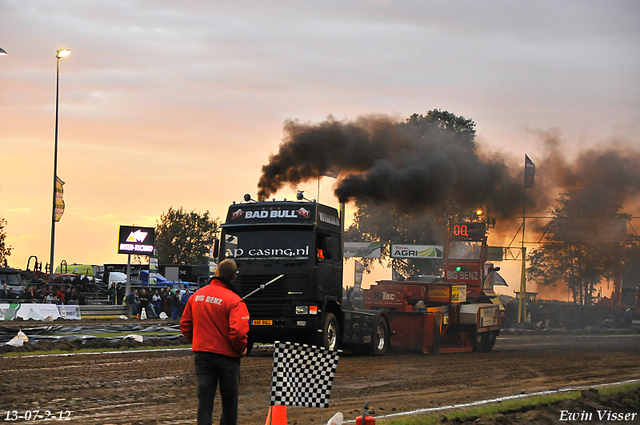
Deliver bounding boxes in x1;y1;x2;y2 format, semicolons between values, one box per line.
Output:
252;320;273;326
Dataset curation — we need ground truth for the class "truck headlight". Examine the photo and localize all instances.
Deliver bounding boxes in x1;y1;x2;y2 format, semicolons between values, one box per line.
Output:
295;306;309;315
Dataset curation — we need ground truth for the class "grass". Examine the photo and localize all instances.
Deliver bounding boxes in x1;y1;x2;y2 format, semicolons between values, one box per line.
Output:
378;383;640;425
598;382;640;396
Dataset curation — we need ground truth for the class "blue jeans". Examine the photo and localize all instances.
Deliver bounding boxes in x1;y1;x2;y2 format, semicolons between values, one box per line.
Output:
194;351;241;425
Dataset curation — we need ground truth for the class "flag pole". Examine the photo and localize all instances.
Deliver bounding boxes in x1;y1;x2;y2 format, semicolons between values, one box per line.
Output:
518;155;527;323
518;155;535;323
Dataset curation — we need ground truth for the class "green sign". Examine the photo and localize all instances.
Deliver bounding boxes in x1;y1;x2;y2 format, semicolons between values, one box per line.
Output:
487;246;504;262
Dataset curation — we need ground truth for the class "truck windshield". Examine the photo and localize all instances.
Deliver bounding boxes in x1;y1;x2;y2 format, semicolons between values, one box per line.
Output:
0;273;22;287
222;229;312;267
448;241;483;260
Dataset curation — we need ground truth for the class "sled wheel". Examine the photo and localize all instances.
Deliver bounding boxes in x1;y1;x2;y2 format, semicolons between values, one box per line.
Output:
369;316;389;356
483;330;498;352
473;331;486;352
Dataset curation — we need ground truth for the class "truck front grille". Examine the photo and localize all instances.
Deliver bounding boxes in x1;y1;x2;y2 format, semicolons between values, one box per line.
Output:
239;273;309;319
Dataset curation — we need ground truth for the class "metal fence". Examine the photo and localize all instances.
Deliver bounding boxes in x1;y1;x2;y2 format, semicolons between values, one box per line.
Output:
78;304;128;318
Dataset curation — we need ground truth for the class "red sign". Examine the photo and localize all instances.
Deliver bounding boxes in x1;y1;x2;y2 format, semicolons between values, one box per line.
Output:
444;264;482;286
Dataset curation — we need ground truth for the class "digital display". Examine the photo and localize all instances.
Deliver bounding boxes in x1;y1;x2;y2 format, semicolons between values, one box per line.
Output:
118;225;155;254
449;223;486;240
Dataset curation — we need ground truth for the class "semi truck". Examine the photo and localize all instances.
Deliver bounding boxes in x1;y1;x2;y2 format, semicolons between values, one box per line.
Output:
219;195;504;355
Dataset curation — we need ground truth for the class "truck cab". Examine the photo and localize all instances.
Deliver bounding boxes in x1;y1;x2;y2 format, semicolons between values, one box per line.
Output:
0;267;25;296
219;199;344;349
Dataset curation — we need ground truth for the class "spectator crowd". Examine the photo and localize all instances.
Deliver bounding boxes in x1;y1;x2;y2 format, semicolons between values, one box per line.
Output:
119;284;192;320
1;277;197;322
0;273;98;305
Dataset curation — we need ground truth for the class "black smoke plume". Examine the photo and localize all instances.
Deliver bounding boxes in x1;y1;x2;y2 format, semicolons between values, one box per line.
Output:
258;114;538;219
257;114;640;220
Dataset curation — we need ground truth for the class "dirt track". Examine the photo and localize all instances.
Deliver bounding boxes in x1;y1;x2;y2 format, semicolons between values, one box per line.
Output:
2;330;640;424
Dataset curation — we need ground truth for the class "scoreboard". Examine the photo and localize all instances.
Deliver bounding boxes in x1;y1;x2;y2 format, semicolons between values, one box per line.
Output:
449;223;486;240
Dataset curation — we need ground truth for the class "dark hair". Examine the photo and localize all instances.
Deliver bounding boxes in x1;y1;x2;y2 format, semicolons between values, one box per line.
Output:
216;259;238;281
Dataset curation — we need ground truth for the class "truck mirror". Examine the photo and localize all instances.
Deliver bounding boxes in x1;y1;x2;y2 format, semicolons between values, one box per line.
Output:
213;240;219;259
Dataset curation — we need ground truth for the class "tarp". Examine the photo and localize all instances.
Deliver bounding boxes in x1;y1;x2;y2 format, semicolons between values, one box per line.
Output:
0;323;182;344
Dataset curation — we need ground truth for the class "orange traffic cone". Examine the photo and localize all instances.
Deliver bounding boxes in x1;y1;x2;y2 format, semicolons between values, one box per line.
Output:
264;405;287;425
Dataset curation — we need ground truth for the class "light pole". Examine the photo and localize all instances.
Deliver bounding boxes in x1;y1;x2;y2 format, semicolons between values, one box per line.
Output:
49;48;71;280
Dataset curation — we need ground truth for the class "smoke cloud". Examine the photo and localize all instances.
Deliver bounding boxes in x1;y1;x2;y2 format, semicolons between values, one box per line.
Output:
535;130;640;217
257;114;640;221
259;114;538;219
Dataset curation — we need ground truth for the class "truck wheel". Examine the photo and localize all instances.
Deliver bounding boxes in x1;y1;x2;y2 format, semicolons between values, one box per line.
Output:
319;313;339;351
245;333;254;356
368;316;389;356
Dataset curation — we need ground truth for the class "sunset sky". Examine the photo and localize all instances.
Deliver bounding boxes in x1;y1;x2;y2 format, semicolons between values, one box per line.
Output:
2;1;639;296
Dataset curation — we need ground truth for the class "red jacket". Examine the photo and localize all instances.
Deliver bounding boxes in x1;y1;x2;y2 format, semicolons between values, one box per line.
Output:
180;279;250;358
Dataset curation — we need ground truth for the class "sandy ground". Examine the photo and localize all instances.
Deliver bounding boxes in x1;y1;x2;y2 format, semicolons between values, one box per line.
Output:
1;322;640;424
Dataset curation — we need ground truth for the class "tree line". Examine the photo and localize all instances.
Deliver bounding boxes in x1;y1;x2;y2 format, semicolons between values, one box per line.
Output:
2;111;638;306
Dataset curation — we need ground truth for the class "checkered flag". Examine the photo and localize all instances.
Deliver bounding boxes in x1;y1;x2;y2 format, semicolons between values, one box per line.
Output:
270;341;340;408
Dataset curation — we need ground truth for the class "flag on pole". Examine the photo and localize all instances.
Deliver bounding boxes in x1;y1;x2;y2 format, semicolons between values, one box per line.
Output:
54;176;65;222
270;341;339;408
354;260;364;288
392;264;405;281
524;155;535;189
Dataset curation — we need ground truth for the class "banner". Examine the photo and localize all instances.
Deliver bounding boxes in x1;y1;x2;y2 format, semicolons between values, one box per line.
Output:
54;176;65;222
391;244;443;259
343;242;381;258
0;303;19;320
1;304;82;321
149;249;159;286
58;304;82;319
270;341;339;408
524;155;535;189
354;260;364;288
15;304;61;321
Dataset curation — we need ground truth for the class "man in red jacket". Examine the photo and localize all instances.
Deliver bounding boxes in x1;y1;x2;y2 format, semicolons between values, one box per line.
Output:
181;259;250;425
